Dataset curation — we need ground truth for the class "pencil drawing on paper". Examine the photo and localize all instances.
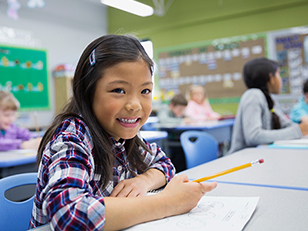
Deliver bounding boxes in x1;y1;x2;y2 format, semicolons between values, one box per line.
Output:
176;201;225;229
198;201;224;210
176;219;207;229
124;196;259;231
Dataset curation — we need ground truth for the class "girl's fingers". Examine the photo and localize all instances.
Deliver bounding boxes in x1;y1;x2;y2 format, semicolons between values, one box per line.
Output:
200;182;217;194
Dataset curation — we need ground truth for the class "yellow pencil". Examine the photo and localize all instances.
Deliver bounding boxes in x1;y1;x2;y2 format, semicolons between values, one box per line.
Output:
193;159;264;183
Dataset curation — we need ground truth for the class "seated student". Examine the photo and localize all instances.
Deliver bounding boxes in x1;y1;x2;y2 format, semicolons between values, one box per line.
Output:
0;90;41;151
185;85;221;122
227;57;308;154
289;79;308;123
158;94;191;172
29;34;217;230
158;93;191;125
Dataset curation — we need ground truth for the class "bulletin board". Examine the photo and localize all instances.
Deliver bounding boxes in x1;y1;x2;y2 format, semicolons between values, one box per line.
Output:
0;45;49;110
155;33;267;115
266;26;308;114
275;33;308;94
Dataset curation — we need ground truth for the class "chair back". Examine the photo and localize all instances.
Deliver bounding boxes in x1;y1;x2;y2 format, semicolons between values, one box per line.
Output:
180;131;218;169
0;172;37;231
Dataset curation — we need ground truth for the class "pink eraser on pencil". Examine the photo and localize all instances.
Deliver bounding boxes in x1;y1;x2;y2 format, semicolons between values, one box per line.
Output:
258;159;264;164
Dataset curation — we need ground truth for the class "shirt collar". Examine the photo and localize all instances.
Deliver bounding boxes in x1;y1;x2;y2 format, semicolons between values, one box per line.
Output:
109;136;126;148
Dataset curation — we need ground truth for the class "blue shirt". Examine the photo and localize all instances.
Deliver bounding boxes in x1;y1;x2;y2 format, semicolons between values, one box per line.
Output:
289;96;308;123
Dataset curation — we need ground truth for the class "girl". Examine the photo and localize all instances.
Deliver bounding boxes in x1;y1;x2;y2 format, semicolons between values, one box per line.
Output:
289;79;308;124
0;90;41;151
29;35;217;230
185;85;221;122
227;57;308;154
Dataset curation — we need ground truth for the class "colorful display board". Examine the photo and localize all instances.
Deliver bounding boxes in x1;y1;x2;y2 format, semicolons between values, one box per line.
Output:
0;45;49;110
155;33;267;115
275;33;308;94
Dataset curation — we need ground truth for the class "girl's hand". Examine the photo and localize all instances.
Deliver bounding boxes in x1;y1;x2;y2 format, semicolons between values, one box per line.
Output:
159;174;217;216
301;116;308;123
110;168;166;197
21;137;42;149
299;118;308;136
110;175;150;197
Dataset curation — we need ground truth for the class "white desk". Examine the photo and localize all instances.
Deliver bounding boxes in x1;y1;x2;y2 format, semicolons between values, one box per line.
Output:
28;147;308;231
183;148;308;190
139;130;168;143
258;138;308;150
0;149;37;178
178;147;308;230
204;183;308;231
158;119;234;144
156;119;234;159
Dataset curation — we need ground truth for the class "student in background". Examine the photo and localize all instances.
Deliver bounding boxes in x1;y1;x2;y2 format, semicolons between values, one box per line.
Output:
158;93;191;125
0;90;41;151
289;79;308;123
227;57;308;154
29;34;217;230
185;85;221;122
158;93;191;172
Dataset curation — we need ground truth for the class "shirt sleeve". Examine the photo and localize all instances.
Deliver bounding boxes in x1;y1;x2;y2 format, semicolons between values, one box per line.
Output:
185;101;206;121
289;99;308;124
15;125;32;140
204;100;221;119
0;124;32;151
0;138;23;151
141;140;175;183
39;131;106;230
289;108;303;123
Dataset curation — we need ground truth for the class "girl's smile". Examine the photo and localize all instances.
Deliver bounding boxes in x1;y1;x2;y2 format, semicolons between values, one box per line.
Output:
117;117;140;128
92;59;153;141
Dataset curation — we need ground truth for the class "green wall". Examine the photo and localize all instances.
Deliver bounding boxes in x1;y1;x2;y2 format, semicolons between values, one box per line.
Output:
108;0;308;49
107;0;308;114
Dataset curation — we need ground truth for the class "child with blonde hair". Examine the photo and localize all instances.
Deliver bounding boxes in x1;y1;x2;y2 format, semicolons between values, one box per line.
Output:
185;85;221;122
0;90;41;151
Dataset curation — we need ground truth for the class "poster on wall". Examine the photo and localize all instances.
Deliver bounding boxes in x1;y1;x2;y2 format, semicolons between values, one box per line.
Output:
0;45;49;110
155;33;267;115
275;32;308;94
268;26;308;114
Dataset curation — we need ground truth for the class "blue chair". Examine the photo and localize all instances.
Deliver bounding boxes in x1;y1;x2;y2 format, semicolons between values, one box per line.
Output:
0;172;37;230
180;131;218;169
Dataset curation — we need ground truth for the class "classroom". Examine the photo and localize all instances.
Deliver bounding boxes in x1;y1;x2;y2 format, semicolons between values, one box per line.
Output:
0;0;308;230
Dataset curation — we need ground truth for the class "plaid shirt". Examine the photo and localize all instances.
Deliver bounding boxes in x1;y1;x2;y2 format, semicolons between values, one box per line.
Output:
29;117;175;230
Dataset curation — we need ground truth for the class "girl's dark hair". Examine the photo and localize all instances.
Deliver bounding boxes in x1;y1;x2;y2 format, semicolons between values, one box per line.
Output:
243;57;281;129
303;79;308;93
38;34;154;188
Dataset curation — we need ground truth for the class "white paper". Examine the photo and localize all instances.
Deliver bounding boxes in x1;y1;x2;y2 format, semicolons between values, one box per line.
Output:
123;196;259;231
273;138;308;146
